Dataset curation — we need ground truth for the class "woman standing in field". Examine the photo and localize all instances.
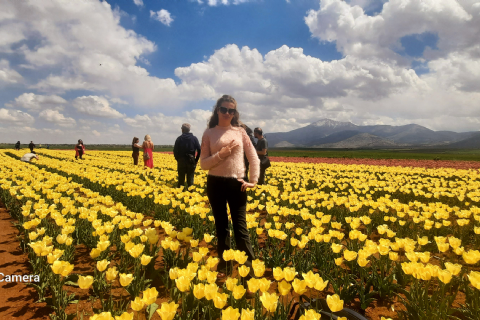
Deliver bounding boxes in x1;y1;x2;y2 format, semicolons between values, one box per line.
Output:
75;139;85;160
200;95;260;278
142;135;154;168
132;137;142;165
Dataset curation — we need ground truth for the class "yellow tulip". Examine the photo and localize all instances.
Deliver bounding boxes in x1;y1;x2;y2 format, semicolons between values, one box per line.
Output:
193;283;205;299
335;257;344;266
119;273;134;287
142;287;158;305
213;292;228;309
463;250;480;264
292;278;307;295
140;255;152;266
232;284;246;299
234;251;248;264
444;262;462;276
247;278;260;293
326;294;344;312
468;271;480;290
114;312;134;320
238;265;250;278
226;277;239;291
204;234;214;243
343;250;357;261
278;280;292;296
156;301;179;320
204;283;218;300
175;276;191;292
331;243;343;253
299;310;322;320
438;270;452;284
240;308;254;320
131;297;145;311
222;306;240;320
283;267;297;281
258;278;271;293
106;266;118;282
260;292;278;313
128;243;145;258
78;275;94;289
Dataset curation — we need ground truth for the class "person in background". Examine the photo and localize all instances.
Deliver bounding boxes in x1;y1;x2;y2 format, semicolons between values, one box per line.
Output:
21;152;39;162
15;141;20;150
142;134;154;168
200;94;259;280
173;123;201;188
46;144;50;149
254;127;268;185
75;139;85;160
29;141;35;153
240;124;256;182
132;137;142;165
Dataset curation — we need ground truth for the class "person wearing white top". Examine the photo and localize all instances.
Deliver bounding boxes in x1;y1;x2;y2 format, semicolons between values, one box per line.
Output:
21;153;39;162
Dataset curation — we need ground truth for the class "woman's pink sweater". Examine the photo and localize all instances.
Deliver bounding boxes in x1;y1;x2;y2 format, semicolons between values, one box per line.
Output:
200;125;260;183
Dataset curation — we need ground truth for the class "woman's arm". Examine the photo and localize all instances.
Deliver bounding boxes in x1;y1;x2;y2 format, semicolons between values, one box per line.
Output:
243;130;260;184
199;131;223;170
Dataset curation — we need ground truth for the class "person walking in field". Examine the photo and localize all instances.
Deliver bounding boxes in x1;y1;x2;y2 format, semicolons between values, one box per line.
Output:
142;134;154;168
29;141;35;153
132;137;142;165
15;141;20;150
75;139;85;159
174;123;201;188
254;127;269;185
200;94;259;279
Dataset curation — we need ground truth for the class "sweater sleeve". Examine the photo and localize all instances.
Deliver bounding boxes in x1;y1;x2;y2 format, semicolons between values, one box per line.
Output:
200;130;222;170
243;130;260;183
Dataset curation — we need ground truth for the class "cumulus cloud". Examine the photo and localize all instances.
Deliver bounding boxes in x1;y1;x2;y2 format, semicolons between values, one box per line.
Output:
150;9;174;26
5;93;67;111
0;108;34;125
72;96;125;118
39;109;76;127
0;59;23;84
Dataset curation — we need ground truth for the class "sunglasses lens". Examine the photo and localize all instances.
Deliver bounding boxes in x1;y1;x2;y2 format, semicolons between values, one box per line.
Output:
228;109;235;115
219;107;227;114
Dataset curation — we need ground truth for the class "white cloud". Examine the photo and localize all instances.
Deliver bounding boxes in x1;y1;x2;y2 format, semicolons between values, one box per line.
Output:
0;108;34;125
109;97;129;105
206;0;250;5
39;109;76;127
0;59;23;84
150;9;174;26
5;93;67;111
133;0;143;7
72;96;125;119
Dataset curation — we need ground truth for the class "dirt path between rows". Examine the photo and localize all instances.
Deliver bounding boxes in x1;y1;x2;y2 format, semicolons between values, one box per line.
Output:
0;205;50;319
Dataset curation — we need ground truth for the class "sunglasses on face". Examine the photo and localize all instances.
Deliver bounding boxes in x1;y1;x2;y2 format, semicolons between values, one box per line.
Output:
219;106;236;115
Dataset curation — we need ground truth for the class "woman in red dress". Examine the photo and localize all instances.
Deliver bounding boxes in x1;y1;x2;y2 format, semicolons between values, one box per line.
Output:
75;139;85;160
142;135;154;168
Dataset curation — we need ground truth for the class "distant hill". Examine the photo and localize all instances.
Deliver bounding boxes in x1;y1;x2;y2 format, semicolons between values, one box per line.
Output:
444;132;480;148
313;133;399;148
266;119;478;148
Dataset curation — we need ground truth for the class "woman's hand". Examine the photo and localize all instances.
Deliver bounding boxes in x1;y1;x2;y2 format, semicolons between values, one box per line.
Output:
218;140;238;159
237;179;256;192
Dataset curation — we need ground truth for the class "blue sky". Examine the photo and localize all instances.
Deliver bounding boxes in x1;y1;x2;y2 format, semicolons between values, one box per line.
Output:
0;0;479;144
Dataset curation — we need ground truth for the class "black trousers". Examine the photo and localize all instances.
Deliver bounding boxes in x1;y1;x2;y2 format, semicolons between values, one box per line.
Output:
75;150;83;159
177;160;196;188
206;175;256;276
132;151;139;165
258;167;266;185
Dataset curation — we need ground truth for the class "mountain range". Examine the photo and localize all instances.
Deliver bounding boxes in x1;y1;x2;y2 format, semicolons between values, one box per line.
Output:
266;119;480;148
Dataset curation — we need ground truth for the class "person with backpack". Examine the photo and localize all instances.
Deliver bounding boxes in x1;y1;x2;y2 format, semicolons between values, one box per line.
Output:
241;124;256;182
174;123;201;188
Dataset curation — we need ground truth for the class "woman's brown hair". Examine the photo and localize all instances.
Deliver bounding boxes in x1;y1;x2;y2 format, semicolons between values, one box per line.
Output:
208;95;241;128
132;137;139;144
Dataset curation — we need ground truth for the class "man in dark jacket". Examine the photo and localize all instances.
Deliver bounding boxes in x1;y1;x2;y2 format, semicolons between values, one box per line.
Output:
173;123;201;188
29;141;35;153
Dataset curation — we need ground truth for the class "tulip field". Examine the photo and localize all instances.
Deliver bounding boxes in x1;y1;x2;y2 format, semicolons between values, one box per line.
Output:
1;149;480;320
